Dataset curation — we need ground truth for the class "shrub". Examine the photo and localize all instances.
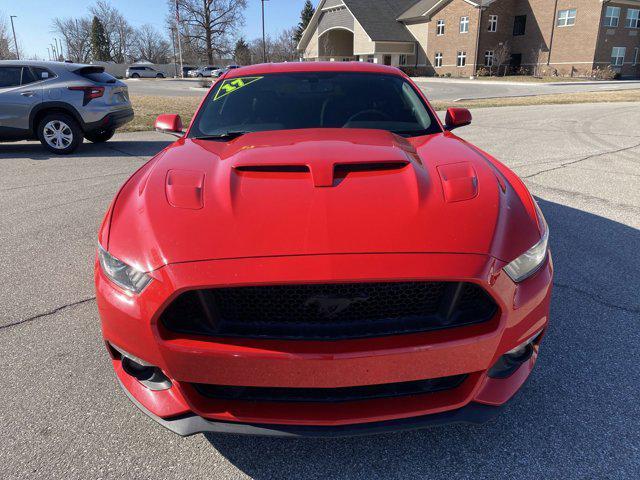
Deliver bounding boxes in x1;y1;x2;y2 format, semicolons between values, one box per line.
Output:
590;66;619;80
199;79;213;88
476;67;490;77
398;66;434;77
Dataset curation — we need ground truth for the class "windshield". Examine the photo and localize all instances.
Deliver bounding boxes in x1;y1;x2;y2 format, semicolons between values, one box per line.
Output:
188;72;441;138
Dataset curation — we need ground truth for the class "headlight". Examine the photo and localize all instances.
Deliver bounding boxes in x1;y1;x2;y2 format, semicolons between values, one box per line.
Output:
98;246;152;293
503;204;549;283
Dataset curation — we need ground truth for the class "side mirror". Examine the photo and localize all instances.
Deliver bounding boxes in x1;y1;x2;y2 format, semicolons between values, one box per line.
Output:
154;114;184;137
445;107;472;131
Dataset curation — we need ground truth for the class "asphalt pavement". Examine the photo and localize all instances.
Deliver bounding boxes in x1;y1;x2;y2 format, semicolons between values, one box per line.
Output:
0;102;638;479
124;76;640;101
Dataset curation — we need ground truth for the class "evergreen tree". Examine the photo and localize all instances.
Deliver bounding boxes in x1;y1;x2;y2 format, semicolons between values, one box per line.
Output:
90;16;111;61
234;37;251;65
294;0;315;43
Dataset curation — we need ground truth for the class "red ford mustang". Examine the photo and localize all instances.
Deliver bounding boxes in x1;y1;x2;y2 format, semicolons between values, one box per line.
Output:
95;62;552;437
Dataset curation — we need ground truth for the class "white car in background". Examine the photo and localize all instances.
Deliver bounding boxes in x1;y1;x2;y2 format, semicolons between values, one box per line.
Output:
188;66;220;78
125;66;165;79
212;65;241;78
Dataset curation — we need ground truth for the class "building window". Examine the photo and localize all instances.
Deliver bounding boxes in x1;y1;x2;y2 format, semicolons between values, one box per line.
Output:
484;50;494;67
557;9;577;27
435;52;443;68
457;51;466;67
460;16;469;33
626;9;640;28
399;54;407;66
513;15;527;36
604;6;620;27
611;46;626;66
634;47;639;65
488;15;498;32
436;19;445;36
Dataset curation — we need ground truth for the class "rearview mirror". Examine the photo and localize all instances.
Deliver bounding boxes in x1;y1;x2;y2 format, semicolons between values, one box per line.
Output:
155;114;184;137
445;107;472;131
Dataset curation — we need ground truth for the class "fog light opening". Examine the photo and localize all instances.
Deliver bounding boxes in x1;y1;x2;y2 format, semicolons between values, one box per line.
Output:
108;343;172;391
487;332;542;379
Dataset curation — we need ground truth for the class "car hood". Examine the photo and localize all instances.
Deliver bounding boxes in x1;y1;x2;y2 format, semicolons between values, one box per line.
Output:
107;129;540;271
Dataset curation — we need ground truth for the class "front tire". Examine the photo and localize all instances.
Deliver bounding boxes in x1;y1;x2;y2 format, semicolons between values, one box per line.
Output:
156;73;164;78
85;129;115;143
38;113;83;154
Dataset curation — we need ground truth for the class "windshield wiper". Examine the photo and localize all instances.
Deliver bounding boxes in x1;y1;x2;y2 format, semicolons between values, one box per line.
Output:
193;131;250;141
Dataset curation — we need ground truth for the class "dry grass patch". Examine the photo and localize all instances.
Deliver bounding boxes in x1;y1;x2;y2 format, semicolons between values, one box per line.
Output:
430;89;640;111
121;95;202;133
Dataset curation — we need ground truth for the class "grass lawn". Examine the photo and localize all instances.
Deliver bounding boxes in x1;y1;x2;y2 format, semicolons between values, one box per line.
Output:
467;75;600;83
122;90;640;133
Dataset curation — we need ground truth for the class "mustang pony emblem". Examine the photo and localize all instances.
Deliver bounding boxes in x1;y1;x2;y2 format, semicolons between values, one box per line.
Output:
304;294;369;319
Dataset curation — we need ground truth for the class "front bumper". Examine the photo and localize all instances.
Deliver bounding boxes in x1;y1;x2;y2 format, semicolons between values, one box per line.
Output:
96;252;553;436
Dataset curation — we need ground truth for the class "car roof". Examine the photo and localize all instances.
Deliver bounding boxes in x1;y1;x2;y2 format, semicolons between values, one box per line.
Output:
0;60;100;72
225;62;404;78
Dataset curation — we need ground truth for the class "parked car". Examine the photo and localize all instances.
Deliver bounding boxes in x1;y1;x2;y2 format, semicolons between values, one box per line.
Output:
96;62;552;437
0;60;133;154
180;66;195;78
212;64;241;78
187;66;219;78
126;65;165;79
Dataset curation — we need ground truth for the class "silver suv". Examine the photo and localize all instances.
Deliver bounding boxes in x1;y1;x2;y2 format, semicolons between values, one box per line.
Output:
125;65;166;79
0;60;133;154
187;66;219;78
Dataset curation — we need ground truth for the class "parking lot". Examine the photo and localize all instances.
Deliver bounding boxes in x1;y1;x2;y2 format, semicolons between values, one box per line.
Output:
0;102;638;479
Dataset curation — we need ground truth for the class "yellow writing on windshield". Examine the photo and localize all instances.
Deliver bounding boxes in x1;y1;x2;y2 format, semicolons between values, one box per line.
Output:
214;77;264;101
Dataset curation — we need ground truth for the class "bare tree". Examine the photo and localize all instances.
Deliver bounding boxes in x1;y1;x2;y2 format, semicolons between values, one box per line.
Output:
134;24;171;63
90;1;136;63
271;28;298;63
169;0;247;64
52;17;92;63
493;42;511;77
0;13;16;59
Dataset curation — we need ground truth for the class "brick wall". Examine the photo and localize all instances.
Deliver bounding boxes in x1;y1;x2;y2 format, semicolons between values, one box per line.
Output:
426;0;481;76
594;2;640;77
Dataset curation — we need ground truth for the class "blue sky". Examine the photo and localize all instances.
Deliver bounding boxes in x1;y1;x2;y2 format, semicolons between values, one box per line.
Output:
4;0;308;59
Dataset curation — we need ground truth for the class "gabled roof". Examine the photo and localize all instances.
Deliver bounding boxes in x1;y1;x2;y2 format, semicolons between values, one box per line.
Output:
342;0;420;42
398;0;496;21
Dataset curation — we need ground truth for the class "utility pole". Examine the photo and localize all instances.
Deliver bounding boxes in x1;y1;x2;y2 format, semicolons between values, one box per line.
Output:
9;16;19;60
175;0;184;78
261;0;269;63
171;27;178;78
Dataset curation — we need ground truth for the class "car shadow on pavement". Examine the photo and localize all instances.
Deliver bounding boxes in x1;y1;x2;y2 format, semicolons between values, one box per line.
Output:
0;140;172;161
204;198;640;480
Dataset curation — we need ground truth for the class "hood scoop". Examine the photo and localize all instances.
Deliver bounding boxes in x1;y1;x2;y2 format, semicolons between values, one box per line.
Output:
234;160;410;188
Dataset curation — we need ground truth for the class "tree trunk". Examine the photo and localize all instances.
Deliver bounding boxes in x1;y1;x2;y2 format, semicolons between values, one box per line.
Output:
204;0;213;64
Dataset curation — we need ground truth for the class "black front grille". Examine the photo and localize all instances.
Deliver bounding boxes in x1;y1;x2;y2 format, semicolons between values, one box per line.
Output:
193;374;468;403
160;281;497;341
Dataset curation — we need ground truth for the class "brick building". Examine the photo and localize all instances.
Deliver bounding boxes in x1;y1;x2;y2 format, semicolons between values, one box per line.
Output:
297;0;640;78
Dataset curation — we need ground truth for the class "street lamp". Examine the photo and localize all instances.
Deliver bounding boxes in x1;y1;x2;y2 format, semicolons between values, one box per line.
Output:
261;0;269;63
9;16;19;60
